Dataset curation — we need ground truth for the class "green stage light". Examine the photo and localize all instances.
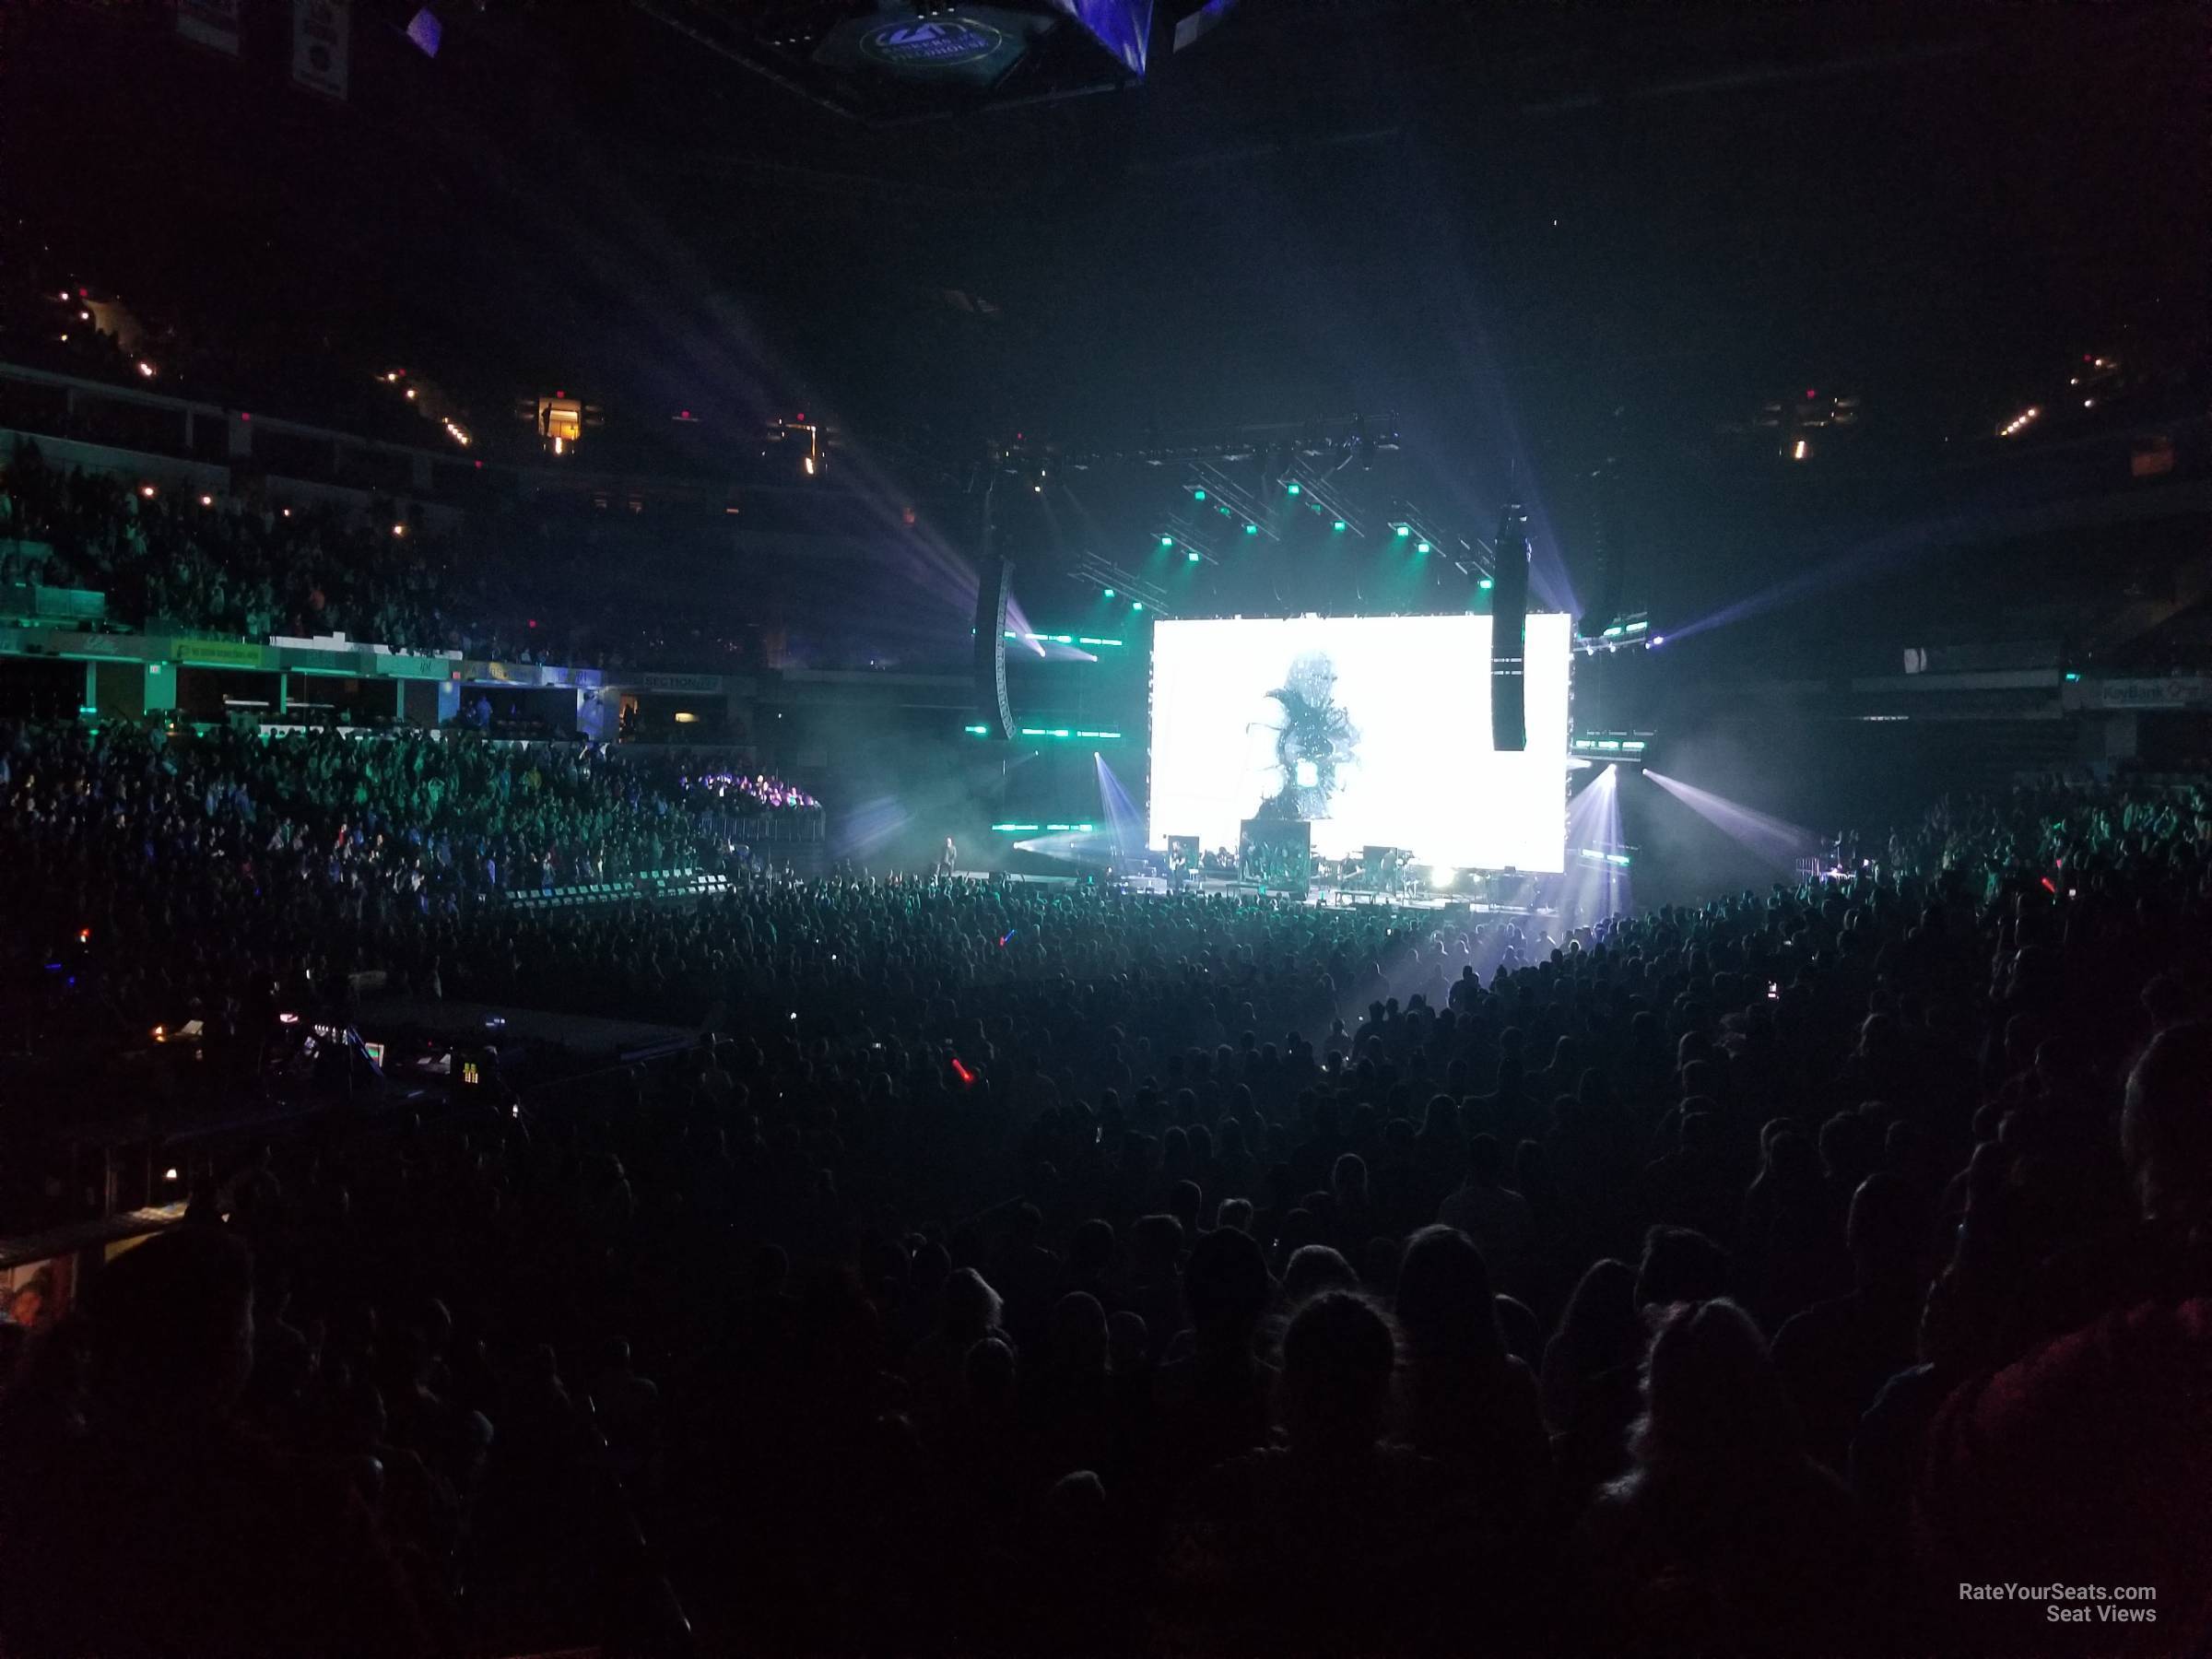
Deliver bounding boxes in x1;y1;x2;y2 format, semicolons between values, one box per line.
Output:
1332;520;1347;532
1243;523;1258;535
1416;540;1431;553
1193;488;1206;501
1102;587;1115;598
963;724;988;735
1394;524;1411;537
1131;601;1145;612
1159;535;1174;547
991;823;1040;832
1286;482;1301;495
1187;550;1201;563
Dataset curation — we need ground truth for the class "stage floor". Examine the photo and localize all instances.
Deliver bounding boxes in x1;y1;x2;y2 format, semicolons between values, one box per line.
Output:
953;868;1554;917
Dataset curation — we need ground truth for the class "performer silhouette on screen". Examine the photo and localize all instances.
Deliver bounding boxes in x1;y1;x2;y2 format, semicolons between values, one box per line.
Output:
1253;651;1359;820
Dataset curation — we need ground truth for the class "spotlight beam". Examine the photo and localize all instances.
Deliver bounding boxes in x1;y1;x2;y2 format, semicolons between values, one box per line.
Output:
1645;770;1818;872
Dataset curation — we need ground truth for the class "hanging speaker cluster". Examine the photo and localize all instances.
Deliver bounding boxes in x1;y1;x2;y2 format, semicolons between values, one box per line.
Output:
1488;502;1529;752
972;557;1017;741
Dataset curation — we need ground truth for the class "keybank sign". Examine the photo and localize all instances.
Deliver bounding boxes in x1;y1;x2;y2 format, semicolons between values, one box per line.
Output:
860;17;1005;67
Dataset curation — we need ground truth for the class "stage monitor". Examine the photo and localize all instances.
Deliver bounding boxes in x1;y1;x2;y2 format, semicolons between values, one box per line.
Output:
1148;613;1571;874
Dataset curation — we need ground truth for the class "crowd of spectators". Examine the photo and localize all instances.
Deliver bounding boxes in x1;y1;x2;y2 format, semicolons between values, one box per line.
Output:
1;452;775;671
684;768;819;813
2;454;464;651
0;720;819;1035
0;765;2207;1655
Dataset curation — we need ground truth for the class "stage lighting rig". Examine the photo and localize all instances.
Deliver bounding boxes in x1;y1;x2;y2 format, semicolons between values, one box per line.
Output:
1021;412;1396;477
1183;462;1277;544
1349;411;1399;470
1153;524;1212;564
1070;552;1172;617
1571;731;1655;767
1388;508;1454;561
1579;612;1658;653
1281;472;1365;538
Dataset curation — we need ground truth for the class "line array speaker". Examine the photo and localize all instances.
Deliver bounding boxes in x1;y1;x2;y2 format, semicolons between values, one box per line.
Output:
972;556;1017;741
1488;501;1529;752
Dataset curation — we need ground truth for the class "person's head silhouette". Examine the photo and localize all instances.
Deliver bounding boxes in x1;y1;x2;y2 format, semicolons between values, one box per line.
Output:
941;1267;1003;1343
1183;1226;1269;1348
1394;1224;1503;1360
1280;1290;1395;1456
1636;1226;1727;1310
1044;1291;1109;1379
1629;1297;1800;1477
1845;1172;1924;1289
1284;1243;1357;1306
83;1226;254;1426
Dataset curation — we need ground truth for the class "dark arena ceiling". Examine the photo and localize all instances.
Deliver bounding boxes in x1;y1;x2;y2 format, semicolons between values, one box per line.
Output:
3;1;2204;647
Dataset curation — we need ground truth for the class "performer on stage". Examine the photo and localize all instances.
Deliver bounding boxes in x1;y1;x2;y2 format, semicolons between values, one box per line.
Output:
940;836;959;877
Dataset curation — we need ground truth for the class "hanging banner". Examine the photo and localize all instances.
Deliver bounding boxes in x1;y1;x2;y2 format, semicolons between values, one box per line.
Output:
177;0;243;56
173;638;268;669
292;0;351;101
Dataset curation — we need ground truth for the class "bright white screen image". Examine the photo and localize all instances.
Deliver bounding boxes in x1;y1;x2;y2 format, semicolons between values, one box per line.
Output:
1148;613;1571;873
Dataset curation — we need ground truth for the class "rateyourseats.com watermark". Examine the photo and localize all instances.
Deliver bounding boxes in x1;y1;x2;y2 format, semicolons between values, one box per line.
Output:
1960;1584;2158;1627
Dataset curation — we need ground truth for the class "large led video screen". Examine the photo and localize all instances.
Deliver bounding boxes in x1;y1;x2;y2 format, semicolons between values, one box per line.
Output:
1149;613;1571;873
